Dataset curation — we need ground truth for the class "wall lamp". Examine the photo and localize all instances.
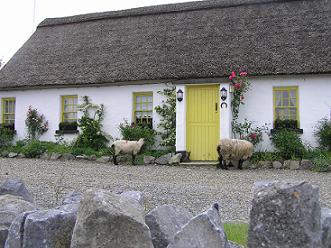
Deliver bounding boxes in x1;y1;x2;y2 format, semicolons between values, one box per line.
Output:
177;89;183;102
220;87;227;101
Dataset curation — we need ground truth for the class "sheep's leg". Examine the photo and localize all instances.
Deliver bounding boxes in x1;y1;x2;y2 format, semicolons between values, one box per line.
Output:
223;160;228;170
132;153;136;165
217;155;222;169
238;159;243;170
113;155;118;165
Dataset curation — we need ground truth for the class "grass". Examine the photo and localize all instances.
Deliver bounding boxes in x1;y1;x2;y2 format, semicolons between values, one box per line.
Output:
224;222;248;247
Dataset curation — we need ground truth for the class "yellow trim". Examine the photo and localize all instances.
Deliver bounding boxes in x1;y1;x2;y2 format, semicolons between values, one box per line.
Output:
61;95;78;122
2;97;16;124
186;85;220;161
132;92;153;126
273;86;299;126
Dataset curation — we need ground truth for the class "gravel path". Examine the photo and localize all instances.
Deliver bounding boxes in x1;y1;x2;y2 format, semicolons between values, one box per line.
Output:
0;158;330;222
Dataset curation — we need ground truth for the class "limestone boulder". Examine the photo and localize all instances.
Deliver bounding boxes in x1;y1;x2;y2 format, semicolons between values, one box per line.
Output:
300;159;314;170
70;189;153;248
272;161;283;169
62;191;83;205
50;153;62;160
0;179;34;203
96;156;111;163
248;181;322;248
155;153;172;165
62;153;76;161
321;208;331;248
120;191;144;205
7;153;17;158
22;204;78;248
169;154;182;166
168;203;229;248
144;156;155;164
145;204;193;248
0;195;36;247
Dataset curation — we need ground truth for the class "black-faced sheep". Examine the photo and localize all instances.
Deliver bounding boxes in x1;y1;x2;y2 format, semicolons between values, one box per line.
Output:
111;138;145;165
216;138;254;170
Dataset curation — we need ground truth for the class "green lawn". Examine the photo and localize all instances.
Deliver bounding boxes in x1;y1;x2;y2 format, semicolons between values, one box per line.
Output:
224;222;249;247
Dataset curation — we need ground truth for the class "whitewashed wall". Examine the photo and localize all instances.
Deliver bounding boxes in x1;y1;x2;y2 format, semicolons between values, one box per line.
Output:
0;83;167;142
175;74;331;152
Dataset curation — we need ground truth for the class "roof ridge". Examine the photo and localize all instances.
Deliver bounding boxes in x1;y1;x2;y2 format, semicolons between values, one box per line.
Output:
38;0;306;28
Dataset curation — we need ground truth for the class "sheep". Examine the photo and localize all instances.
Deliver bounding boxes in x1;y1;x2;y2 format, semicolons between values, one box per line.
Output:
111;138;145;165
216;138;254;170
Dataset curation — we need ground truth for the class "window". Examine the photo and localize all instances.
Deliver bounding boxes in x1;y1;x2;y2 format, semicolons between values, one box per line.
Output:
273;86;299;126
61;95;78;123
2;98;16;126
133;92;153;127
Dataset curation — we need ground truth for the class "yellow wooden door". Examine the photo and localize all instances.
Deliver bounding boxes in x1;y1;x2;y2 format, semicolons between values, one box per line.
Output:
186;85;220;160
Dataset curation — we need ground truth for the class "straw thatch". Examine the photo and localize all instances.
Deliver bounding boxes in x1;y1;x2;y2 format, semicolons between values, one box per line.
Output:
0;0;330;90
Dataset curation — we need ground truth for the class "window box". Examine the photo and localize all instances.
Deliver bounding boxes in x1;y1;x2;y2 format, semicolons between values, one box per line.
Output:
270;128;303;135
56;122;78;134
55;129;79;135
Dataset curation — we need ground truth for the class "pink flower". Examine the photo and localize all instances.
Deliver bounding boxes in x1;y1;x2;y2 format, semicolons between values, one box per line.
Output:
240;95;245;101
240;71;247;77
249;133;257;139
234;83;241;90
229;71;236;81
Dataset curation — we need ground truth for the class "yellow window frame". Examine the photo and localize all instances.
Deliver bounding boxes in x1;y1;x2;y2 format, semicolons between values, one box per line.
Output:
273;86;299;126
2;97;16;125
133;92;153;126
61;95;78;122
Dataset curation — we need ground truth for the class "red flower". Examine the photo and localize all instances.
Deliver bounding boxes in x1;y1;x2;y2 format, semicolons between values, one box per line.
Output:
240;71;247;77
240;95;245;101
249;133;257;139
229;71;236;81
234;83;241;90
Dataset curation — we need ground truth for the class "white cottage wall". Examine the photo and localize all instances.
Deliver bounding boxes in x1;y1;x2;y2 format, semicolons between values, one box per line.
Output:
0;83;167;142
238;75;331;150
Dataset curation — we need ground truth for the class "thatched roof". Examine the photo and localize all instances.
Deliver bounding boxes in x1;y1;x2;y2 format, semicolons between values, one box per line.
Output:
0;0;330;90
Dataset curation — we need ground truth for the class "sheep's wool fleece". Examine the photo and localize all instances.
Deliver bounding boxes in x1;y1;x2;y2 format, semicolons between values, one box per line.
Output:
217;139;253;160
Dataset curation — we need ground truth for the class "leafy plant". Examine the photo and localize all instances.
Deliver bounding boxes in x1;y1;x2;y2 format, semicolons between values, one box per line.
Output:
271;129;306;159
232;119;269;146
119;120;156;151
312;155;331;172
74;96;110;150
274;119;298;130
21;140;47;158
314;118;331;151
250;151;282;164
59;122;78;131
0;127;15;148
25;106;48;140
155;87;176;151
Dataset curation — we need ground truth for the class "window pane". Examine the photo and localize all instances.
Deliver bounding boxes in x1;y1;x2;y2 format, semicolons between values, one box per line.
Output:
142;103;147;110
289;109;296;119
148;103;153;110
290;90;296;98
136;96;141;102
282;91;288;98
142;96;147;102
136;104;141;111
275;99;281;107
289;98;296;106
64;113;76;119
147;96;152;102
282;99;289;106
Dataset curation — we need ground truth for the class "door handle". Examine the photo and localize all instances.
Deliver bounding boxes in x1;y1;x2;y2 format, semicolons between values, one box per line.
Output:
215;103;218;112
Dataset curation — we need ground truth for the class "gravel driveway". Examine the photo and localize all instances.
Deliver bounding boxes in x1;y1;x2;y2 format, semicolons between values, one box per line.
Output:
0;158;330;222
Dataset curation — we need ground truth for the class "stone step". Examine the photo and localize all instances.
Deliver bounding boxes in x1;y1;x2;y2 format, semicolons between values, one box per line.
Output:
180;161;218;167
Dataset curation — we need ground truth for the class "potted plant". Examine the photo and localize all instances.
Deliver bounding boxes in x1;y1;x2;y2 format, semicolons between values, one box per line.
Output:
59;122;78;131
274;119;298;130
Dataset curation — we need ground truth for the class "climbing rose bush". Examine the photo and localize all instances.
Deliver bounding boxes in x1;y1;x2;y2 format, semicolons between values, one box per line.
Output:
25;106;48;140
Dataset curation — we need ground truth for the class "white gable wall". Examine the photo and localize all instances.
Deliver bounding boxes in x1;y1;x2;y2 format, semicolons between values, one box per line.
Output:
0;83;167;142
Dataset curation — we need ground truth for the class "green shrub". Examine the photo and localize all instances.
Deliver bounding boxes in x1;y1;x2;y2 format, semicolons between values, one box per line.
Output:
74;96;110;150
21;140;47;158
119;120;156;151
250;151;282;164
314;118;331;151
0;127;15;148
271;129;306;159
312;155;331;172
155;87;176;151
25;106;48;140
70;146;98;156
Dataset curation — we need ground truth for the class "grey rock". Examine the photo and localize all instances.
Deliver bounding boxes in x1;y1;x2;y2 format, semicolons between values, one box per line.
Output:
168;203;228;248
75;155;88;160
1;151;9;158
17;153;25;159
50;152;62;160
272;161;283;169
145;205;193;248
321;208;331;248
144;155;155;164
88;155;97;161
248;181;322;248
0;195;36;247
7;153;18;158
169;153;182;166
283;160;291;169
23;203;78;248
62;191;83;205
120;191;144;205
62;153;76;161
0;179;34;203
4;211;36;248
155;153;172;165
242;160;251;169
257;161;272;169
40;152;50;160
70;189;153;248
289;160;300;170
301;159;314;170
96;156;110;163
